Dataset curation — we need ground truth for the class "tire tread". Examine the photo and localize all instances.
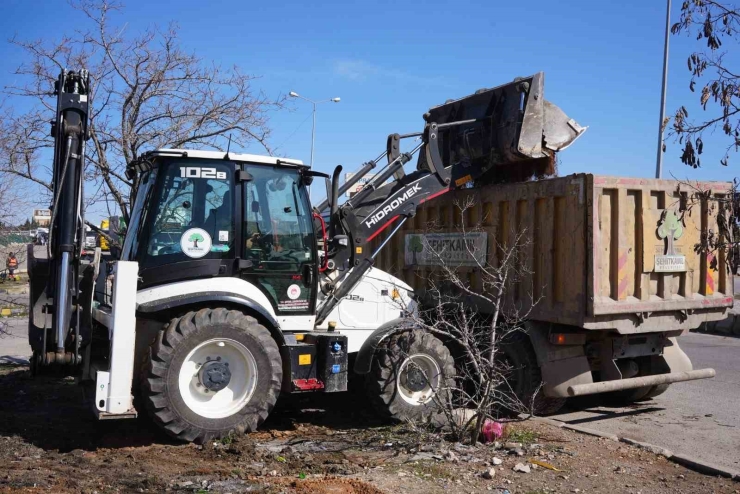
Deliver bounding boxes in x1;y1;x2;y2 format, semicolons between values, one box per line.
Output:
140;308;281;444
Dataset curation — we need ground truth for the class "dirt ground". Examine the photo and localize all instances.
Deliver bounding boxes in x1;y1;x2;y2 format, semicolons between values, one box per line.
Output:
0;364;737;494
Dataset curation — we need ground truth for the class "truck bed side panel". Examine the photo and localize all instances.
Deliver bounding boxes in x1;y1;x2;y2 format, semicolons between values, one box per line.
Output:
370;174;733;331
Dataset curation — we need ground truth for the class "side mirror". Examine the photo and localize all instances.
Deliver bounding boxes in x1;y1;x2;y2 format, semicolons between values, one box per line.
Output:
251;201;260;213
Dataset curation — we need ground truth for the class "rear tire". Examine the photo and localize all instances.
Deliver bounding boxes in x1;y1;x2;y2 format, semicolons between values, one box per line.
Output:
499;332;567;415
603;386;652;405
140;308;282;443
642;383;670;400
366;331;456;422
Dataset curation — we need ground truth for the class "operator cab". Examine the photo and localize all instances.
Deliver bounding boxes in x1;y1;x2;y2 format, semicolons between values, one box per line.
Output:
123;149;318;315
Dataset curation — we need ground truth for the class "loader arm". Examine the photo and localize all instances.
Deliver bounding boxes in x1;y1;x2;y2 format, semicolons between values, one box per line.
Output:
315;72;585;325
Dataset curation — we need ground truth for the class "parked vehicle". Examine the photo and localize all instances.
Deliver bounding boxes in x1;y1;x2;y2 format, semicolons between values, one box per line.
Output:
371;174;732;411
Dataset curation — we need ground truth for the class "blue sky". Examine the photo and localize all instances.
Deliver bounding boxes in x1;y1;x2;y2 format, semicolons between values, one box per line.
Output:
1;0;736;220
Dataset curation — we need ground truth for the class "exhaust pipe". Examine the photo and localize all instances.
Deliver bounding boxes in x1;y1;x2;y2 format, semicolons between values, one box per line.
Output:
329;165;342;239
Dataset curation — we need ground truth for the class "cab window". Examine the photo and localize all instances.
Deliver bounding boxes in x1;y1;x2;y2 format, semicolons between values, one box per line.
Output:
242;167;313;269
141;160;233;267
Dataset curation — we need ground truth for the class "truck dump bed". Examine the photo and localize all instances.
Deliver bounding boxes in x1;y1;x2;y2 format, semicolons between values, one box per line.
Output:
371;174;733;333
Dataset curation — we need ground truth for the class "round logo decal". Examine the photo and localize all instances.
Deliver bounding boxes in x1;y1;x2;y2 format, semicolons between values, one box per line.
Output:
180;228;212;258
287;284;301;300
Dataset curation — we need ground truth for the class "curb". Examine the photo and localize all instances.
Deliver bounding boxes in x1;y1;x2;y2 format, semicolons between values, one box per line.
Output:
670;453;740;480
526;415;618;441
620;437;672;458
563;423;619;442
535;417;740;481
698;314;740;337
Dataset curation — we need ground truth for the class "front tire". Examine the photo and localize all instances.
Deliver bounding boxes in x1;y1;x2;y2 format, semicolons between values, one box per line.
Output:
140;308;282;443
366;331;456;421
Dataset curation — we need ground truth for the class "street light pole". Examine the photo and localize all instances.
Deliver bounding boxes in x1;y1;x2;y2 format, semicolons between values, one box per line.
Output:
288;91;340;168
656;0;671;179
311;100;316;169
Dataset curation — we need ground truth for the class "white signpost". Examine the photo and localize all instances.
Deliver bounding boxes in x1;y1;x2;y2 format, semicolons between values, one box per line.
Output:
404;232;487;267
654;255;686;272
345;173;377;198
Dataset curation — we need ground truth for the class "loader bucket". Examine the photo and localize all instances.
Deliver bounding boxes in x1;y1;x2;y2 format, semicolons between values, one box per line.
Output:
420;72;586;185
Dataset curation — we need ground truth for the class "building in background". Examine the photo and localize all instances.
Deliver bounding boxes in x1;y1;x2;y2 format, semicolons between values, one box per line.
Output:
33;209;51;227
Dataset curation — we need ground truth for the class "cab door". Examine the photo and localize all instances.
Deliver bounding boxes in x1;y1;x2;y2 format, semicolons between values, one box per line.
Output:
238;165;318;325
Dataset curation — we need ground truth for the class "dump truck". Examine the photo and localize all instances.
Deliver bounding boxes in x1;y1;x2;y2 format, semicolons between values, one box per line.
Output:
371;174;732;412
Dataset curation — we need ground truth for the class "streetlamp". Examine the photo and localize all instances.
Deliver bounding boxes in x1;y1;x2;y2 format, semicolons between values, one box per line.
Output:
656;0;671;179
289;91;341;168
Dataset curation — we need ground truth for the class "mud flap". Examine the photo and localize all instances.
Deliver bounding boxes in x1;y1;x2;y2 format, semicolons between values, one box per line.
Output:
654;337;693;373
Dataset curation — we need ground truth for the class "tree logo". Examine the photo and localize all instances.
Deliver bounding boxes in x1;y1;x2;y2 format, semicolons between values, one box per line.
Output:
189;232;204;248
657;210;683;256
407;235;424;265
180;228;212;258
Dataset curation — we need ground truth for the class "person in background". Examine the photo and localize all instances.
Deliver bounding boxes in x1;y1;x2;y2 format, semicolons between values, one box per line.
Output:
6;252;18;276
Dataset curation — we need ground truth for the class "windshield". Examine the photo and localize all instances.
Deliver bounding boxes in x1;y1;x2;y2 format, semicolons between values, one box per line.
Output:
140;160;234;268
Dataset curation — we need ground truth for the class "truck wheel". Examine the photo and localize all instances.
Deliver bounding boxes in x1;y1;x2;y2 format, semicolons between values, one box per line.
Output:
366;331;456;421
642;384;670;400
140;308;282;443
603;386;652;405
499;332;567;415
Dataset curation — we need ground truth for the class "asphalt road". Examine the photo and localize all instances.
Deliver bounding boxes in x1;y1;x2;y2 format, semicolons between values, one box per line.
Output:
550;332;740;474
0;317;30;365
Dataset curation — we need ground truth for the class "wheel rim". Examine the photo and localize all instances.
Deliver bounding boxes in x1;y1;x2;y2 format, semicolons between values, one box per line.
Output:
397;353;442;405
178;338;258;419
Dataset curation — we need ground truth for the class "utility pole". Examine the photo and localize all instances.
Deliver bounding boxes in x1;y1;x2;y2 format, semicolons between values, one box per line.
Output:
656;0;671;179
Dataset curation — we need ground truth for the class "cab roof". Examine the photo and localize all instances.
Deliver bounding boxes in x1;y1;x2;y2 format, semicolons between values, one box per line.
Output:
152;148;304;166
127;148;306;179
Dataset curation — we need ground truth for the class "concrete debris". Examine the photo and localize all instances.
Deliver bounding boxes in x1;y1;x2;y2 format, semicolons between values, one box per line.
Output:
482;467;496;479
444;450;459;463
513;462;531;474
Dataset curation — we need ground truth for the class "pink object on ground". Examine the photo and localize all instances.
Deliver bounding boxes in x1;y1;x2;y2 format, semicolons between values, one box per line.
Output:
481;420;504;443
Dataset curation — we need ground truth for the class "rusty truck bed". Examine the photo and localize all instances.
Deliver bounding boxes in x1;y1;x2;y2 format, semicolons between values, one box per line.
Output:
370;174;734;333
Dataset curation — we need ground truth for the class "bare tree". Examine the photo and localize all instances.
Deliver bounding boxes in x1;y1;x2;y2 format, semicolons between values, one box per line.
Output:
0;0;284;222
669;0;740;168
671;178;737;273
387;198;549;444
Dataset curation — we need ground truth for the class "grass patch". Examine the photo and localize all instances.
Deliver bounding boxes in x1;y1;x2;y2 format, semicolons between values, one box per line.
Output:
505;427;538;445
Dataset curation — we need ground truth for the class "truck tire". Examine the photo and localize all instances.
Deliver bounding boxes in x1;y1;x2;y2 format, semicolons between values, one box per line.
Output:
499;332;567;415
603;386;652;405
642;383;670;400
366;330;456;421
140;308;282;443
